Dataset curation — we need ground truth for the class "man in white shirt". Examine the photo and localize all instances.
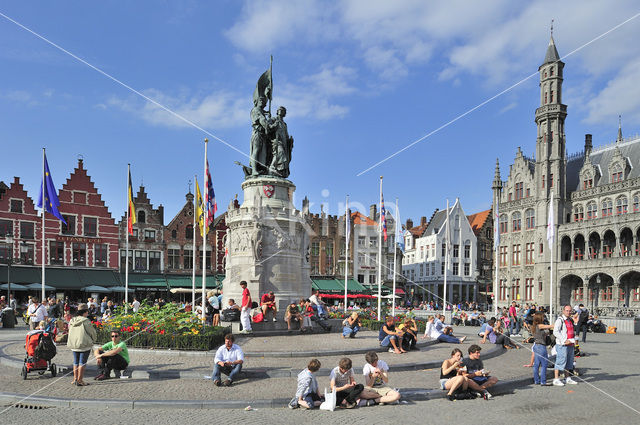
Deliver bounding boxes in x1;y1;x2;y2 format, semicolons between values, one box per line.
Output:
212;333;244;387
131;297;140;313
422;315;466;344
27;297;48;331
361;351;401;405
308;290;327;317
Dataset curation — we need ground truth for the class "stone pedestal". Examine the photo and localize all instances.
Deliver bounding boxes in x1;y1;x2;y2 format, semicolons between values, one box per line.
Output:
222;176;311;312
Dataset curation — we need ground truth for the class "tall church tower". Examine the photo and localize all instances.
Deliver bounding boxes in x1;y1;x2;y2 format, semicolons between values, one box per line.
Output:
535;30;567;225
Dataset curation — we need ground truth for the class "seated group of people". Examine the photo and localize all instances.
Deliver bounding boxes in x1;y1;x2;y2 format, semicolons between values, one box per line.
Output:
291;352;401;409
284;296;331;332
440;345;498;400
422;314;467;344
378;316;419;354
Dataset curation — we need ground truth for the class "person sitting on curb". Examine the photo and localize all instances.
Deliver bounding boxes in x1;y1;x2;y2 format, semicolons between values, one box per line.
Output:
212;333;244;387
285;301;303;330
342;312;361;339
397;317;418;350
379;317;406;354
330;357;364;409
480;318;518;349
309;290;328;318
361;351;401;405
94;330;129;380
440;348;469;400
422;315;467;344
290;358;324;409
260;291;278;322
461;344;498;400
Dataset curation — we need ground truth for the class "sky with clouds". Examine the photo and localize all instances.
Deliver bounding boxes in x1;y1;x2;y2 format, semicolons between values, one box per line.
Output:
2;1;640;226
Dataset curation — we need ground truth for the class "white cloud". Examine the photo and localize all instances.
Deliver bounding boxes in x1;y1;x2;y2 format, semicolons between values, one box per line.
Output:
584;58;640;125
498;102;518;115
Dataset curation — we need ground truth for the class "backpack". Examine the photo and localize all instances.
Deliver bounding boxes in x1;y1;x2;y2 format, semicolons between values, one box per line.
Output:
34;333;56;361
578;309;588;325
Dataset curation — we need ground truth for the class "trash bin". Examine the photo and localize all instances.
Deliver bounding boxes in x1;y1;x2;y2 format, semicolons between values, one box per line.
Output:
2;308;16;328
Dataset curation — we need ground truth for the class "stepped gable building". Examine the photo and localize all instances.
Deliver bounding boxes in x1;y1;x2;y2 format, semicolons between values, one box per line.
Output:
493;34;640;314
402;199;478;304
163;192;227;286
306;205;351;278
1;159;121;293
467;209;493;301
118;185;165;273
0;177;39;265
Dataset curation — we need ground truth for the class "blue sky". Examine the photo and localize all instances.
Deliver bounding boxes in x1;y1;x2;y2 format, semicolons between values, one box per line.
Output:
2;1;640;226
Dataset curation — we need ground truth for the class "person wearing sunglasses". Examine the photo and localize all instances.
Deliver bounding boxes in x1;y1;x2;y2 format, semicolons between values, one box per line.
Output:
94;330;129;380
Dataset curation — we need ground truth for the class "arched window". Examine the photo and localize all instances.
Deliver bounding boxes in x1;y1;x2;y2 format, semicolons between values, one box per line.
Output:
186;224;194;240
633;194;640;213
137;210;146;223
499;214;508;234
586;202;597;220
601;199;613;217
171;229;177;239
573;205;584;222
616;196;628;215
512;212;521;232
525;209;535;229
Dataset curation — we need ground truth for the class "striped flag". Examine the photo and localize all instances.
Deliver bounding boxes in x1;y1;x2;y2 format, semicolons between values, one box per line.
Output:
195;177;206;236
380;194;387;241
127;170;136;235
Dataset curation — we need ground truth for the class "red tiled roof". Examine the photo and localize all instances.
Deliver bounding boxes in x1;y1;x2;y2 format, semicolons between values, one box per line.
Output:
467;209;491;236
408;224;427;237
351;211;377;226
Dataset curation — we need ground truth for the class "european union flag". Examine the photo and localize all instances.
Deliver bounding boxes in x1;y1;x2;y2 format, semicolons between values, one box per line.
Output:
37;154;66;224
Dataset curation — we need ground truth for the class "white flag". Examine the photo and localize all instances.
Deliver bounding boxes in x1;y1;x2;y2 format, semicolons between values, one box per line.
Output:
547;192;555;248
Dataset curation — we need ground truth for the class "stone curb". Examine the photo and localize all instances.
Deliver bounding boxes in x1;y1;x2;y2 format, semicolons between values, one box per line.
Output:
0;370;544;410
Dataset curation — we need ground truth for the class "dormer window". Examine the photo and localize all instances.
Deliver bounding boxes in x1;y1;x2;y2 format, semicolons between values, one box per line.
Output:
612;171;623;183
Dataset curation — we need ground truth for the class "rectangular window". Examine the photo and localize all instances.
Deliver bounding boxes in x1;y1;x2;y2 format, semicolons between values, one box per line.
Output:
464;263;470;276
441;262;445;275
369;238;377;248
144;229;156;240
20;222;34;240
512;244;521;266
431;263;435;275
515;182;524;200
550;174;554;188
512;279;520;301
453;244;459;258
358;237;366;247
453;262;459;275
499;246;508;267
500;280;507;301
72;243;86;266
20;244;34;263
370;253;377;266
508;192;512;201
168;249;180;269
358;253;365;266
49;241;64;265
84;217;97;237
542;175;545;189
464;245;470;259
539;280;543;292
95;244;108;267
0;220;11;237
149;251;161;272
525;278;534;301
311;242;320;256
539;243;544;254
369;275;376;284
183;249;193;269
574;287;584;302
525;243;535;264
0;243;10;262
10;199;22;213
603;286;613;302
61;215;76;235
441;243;446;257
120;250;133;271
135;250;148;271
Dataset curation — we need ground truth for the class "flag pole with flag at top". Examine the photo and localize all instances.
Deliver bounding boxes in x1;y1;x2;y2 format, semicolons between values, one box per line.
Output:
202;139;208;322
125;165;136;313
37;149;66;302
192;176;198;309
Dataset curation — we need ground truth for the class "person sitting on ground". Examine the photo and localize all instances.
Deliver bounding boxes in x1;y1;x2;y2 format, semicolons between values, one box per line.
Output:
292;358;324;409
285;301;303;330
440;348;469;400
436;314;455;336
342;312;361;339
422;315;467;344
478;311;487;325
461;344;498;399
469;310;480;326
94;330;129;380
480;318;518;349
330;357;364;409
379;316;406;354
361;351;401;405
478;317;494;338
260;291;278;322
212;333;244;387
397;317;418;350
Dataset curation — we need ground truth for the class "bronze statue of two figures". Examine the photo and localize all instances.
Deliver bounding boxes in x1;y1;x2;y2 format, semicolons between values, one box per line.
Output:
240;62;294;179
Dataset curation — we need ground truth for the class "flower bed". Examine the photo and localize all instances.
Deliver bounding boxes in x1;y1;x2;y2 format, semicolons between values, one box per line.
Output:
94;302;229;351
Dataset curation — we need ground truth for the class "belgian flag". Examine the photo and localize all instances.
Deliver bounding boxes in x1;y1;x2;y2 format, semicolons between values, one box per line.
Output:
127;168;136;235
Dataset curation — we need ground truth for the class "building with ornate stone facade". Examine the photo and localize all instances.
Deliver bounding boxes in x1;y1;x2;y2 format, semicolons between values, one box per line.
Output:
493;34;640;314
402;199;478;304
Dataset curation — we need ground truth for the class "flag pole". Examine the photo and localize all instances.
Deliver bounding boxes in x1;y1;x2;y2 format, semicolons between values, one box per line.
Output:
493;203;499;318
192;175;197;309
201;139;209;322
392;198;398;317
377;176;383;321
548;191;554;319
41;148;46;302
125;164;130;314
344;195;349;313
443;199;449;315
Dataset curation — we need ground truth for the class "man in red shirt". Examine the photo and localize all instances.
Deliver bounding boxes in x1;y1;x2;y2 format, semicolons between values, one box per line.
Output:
240;281;252;333
261;291;278;322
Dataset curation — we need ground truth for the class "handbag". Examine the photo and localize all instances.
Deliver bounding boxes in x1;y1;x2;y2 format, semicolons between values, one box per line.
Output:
319;388;336;411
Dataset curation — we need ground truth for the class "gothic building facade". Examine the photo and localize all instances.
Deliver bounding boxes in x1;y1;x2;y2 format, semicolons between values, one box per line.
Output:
493;35;640;314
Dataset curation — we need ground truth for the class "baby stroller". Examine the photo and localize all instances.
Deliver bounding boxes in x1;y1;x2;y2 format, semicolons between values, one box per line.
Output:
22;321;57;379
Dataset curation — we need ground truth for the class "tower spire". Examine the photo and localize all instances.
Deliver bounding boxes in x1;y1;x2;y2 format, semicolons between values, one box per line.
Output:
617;115;623;142
492;158;502;190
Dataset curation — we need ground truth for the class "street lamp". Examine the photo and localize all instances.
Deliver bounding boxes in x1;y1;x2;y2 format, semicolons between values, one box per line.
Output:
5;232;13;299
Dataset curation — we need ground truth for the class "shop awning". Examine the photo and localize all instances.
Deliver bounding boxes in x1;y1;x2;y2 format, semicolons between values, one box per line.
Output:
395;288;406;295
120;273;168;289
77;269;120;288
311;279;343;292
165;275;220;289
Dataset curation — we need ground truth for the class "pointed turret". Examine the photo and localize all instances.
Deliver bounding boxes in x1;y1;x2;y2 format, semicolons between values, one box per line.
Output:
543;35;560;64
492;158;502;190
617;115;623;142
